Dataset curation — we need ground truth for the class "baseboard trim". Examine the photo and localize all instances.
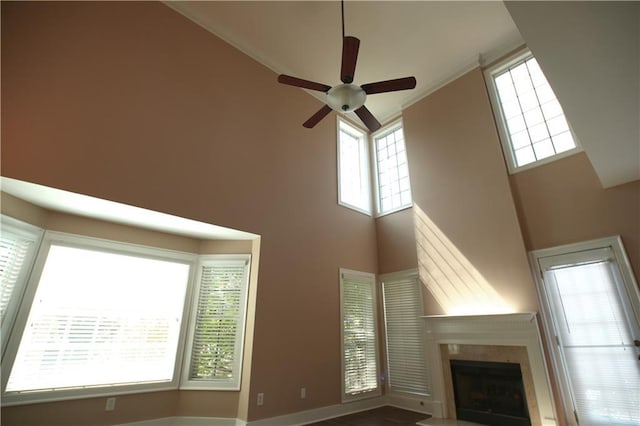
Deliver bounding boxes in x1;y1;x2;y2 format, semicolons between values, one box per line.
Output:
116;416;237;426
385;393;433;416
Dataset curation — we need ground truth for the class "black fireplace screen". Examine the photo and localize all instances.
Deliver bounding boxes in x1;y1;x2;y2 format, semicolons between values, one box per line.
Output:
450;359;531;426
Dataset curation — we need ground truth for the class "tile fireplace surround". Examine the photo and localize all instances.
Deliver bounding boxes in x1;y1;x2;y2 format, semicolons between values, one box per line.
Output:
422;313;558;426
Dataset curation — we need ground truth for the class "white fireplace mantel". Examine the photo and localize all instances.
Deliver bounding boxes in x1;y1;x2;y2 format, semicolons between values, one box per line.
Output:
422;313;558;426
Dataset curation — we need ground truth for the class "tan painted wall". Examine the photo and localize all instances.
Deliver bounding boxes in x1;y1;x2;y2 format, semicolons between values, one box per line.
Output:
375;207;417;274
510;152;640;279
401;68;538;315
1;2;377;424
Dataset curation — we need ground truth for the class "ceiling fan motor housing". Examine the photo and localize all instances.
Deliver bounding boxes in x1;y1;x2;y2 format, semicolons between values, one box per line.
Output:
326;84;366;113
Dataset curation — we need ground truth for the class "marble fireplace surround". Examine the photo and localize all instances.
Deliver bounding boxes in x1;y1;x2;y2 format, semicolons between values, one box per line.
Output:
422;313;558;426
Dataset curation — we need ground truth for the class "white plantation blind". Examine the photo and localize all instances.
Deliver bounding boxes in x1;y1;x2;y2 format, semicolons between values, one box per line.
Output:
184;256;250;389
340;269;379;400
541;247;640;425
0;217;43;350
5;240;191;395
382;272;430;395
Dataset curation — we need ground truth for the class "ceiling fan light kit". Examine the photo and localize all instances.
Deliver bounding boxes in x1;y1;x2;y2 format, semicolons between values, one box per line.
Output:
277;3;416;133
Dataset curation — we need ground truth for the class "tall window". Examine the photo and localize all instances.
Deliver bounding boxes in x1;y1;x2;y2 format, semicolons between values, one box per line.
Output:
532;237;640;425
381;270;429;396
340;268;380;401
486;50;580;172
0;216;43;353
337;118;371;215
372;121;412;216
182;255;250;390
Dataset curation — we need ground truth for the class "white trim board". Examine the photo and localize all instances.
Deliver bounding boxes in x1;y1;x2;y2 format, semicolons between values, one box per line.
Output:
116;417;237;426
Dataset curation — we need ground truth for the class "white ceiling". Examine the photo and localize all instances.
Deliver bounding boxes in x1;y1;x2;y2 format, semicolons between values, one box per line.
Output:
166;1;524;125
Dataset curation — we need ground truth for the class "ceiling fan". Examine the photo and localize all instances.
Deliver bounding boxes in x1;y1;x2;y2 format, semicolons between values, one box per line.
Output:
277;2;417;133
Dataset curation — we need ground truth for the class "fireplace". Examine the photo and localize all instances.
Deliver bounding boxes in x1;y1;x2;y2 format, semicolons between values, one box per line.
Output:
421;313;558;426
450;359;531;426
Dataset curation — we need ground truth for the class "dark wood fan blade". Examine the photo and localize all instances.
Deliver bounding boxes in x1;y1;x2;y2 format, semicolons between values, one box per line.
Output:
354;105;381;132
278;75;331;92
303;105;333;128
340;36;360;84
361;77;417;95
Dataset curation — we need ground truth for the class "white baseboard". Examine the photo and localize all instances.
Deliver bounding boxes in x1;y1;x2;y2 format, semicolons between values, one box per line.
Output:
385;393;433;416
116;417;237;426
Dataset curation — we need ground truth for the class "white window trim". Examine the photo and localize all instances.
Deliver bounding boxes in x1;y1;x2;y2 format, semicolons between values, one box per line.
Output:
529;236;640;425
337;117;373;216
1;230;200;406
0;215;44;356
339;268;381;402
380;269;430;397
180;254;251;391
371;119;413;217
484;48;582;174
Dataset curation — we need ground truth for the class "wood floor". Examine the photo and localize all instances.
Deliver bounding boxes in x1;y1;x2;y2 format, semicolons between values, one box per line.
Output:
305;406;431;425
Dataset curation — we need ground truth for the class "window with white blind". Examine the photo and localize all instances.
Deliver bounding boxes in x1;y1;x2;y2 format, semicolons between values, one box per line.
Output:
0;216;43;353
532;237;640;426
381;270;429;396
372;121;412;216
340;268;380;401
485;49;580;173
337;118;372;215
181;255;250;390
1;232;194;404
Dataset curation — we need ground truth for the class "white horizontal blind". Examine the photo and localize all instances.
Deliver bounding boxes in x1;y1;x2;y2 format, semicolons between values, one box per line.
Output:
5;242;191;394
341;269;379;399
0;223;40;320
0;217;43;351
382;273;429;395
542;249;640;425
374;123;412;215
187;257;249;388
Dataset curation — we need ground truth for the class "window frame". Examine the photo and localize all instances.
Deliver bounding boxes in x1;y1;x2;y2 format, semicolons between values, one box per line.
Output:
180;254;251;391
337;117;373;216
371;119;413;217
484;49;582;174
1;230;199;406
0;215;44;356
339;268;381;402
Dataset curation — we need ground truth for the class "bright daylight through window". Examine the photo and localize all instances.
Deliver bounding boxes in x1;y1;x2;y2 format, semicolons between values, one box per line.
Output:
486;50;579;171
373;122;412;215
1;228;251;404
337;118;371;215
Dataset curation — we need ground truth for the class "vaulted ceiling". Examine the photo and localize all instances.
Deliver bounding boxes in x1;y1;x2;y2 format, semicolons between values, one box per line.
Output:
167;1;639;189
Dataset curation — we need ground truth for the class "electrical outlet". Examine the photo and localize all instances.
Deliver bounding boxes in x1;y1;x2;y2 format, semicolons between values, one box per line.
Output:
257;392;264;406
105;397;116;411
300;387;306;399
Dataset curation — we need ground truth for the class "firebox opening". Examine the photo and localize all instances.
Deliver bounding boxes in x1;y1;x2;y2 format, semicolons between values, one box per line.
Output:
450;359;531;426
